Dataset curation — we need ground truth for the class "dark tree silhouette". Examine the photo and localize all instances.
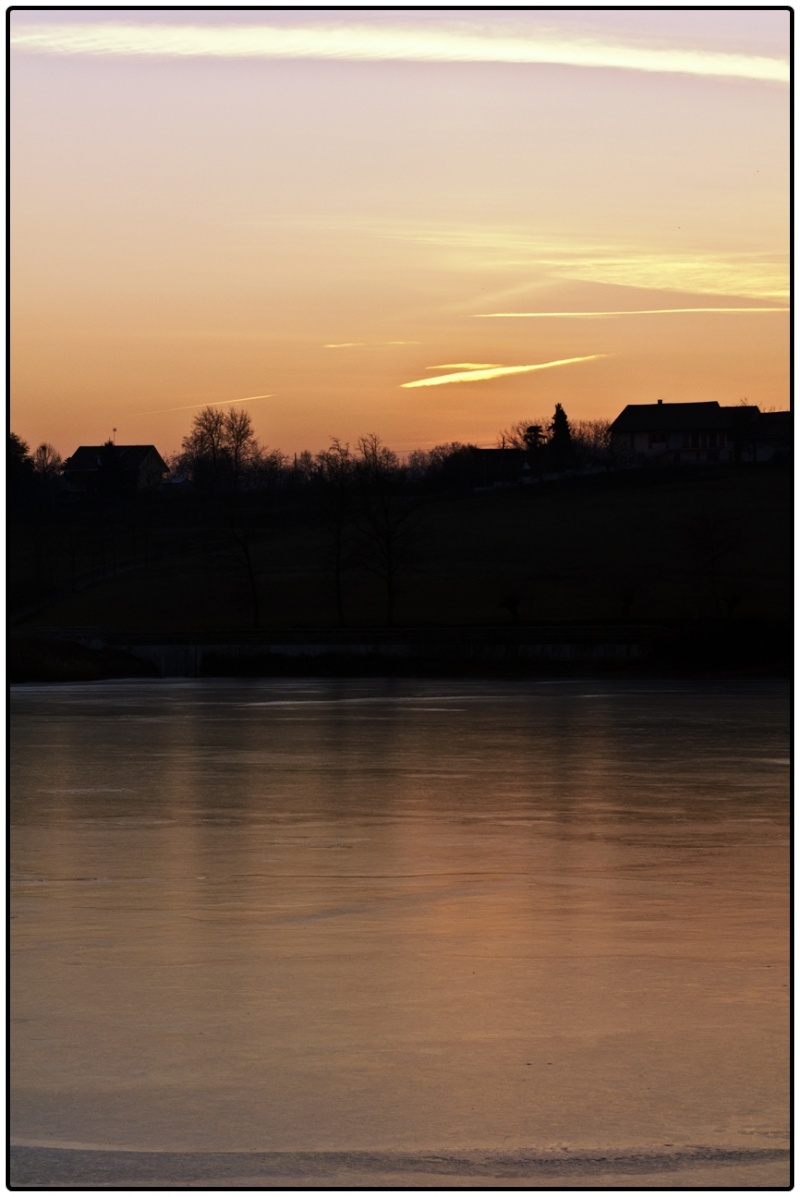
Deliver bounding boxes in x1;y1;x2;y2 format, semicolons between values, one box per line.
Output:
9;433;35;490
32;442;63;482
547;404;576;470
407;442;477;491
353;433;421;626
571;419;613;469
316;439;357;625
496;417;548;450
179;405;261;492
523;424;545;452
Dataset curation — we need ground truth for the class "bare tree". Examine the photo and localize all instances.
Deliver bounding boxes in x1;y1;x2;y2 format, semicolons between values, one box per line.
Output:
316;439;357;625
408;442;475;488
496;417;549;450
179;405;261;492
180;406;227;491
31;442;63;480
571;419;613;468
223;407;259;490
683;510;745;617
353;433;421;626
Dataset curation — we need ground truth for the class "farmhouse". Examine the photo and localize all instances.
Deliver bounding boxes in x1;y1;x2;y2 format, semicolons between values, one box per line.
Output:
63;443;168;492
610;401;789;464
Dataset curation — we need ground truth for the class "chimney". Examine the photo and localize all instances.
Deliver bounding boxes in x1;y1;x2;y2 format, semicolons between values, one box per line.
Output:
657;399;663;405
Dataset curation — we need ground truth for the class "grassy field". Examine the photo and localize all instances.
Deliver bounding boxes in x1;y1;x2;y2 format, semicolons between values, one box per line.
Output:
11;461;791;635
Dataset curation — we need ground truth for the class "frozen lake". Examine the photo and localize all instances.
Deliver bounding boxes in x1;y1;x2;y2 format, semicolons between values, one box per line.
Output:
10;678;790;1187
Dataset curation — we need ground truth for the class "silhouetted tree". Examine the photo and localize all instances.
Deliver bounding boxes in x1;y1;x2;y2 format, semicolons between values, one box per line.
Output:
224;408;259;491
316;439;357;625
217;503;262;629
522;425;545;452
290;449;316;488
311;442;356;627
496;417;548;450
184;406;225;475
546;404;576;470
571;420;613;469
684;510;744;618
31;442;63;482
353;433;421;626
180;405;261;492
251;447;287;493
407;442;476;490
9;433;35;497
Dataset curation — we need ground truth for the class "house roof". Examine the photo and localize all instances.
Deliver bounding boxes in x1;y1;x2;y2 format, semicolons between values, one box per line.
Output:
610;402;759;434
65;445;167;471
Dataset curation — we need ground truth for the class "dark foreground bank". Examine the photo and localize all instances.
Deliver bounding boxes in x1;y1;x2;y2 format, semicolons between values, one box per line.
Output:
8;618;791;683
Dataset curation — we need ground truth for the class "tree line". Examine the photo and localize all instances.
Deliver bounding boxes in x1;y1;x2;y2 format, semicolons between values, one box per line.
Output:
7;398;790;638
8;403;615;628
10;402;612;494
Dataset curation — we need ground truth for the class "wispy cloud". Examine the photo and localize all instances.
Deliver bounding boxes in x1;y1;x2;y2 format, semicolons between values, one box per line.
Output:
324;340;421;349
140;394;273;415
402;355;608;389
10;21;788;82
386;226;789;301
474;307;790;318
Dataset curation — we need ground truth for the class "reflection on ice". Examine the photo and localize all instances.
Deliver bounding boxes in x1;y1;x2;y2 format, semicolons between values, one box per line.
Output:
10;678;789;1169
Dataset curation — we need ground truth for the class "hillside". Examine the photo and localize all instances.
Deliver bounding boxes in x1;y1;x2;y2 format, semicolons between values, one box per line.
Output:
11;462;791;636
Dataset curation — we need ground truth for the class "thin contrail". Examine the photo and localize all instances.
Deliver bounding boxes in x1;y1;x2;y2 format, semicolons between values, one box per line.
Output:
139;394;273;415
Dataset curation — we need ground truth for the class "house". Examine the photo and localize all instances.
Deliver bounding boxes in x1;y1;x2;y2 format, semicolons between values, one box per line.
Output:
63;443;168;492
755;410;793;461
609;401;790;464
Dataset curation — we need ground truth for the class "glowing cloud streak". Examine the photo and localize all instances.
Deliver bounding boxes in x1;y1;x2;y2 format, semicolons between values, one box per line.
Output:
10;22;788;82
141;394;273;415
383;226;788;300
475;308;790;318
402;355;607;389
324;340;422;349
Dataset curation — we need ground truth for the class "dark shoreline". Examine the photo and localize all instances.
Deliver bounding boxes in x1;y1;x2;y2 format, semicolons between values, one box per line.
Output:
8;618;791;684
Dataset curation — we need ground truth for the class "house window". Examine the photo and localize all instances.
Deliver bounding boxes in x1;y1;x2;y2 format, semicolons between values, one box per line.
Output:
650;431;666;446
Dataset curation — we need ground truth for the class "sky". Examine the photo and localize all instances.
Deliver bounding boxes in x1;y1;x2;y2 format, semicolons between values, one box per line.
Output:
10;8;790;458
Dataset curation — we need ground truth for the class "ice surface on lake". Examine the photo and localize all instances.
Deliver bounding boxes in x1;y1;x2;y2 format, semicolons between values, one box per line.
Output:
10;679;790;1184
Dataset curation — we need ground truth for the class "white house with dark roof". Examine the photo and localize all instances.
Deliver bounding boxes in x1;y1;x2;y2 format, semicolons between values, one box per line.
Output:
609;401;789;464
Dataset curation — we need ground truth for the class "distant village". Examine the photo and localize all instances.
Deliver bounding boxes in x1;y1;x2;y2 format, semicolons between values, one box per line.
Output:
9;395;792;678
12;397;791;500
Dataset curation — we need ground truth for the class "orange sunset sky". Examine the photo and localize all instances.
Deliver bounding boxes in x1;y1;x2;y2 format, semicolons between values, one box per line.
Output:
10;9;790;459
